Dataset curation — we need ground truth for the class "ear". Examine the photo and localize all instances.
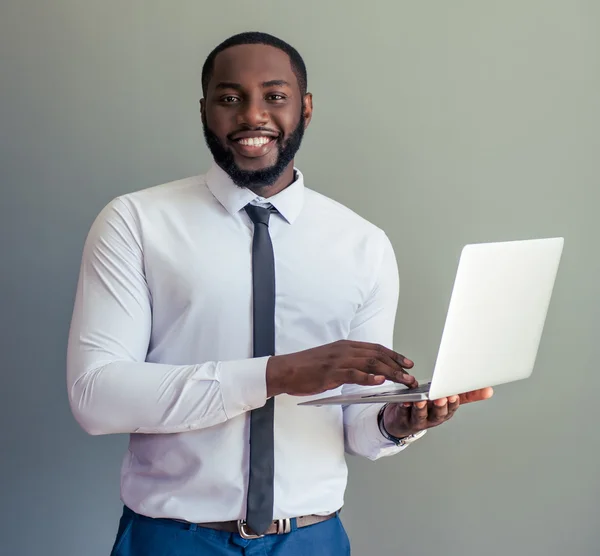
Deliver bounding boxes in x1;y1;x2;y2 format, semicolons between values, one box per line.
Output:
302;93;313;129
200;98;206;120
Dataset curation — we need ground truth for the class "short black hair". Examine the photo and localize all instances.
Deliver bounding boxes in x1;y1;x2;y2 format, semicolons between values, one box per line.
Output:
201;32;307;97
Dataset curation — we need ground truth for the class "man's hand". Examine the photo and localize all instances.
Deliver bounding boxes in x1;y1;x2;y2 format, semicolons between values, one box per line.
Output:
382;387;494;439
266;340;417;397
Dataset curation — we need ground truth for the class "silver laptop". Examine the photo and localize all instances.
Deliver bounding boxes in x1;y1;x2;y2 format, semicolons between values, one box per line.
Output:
299;237;564;406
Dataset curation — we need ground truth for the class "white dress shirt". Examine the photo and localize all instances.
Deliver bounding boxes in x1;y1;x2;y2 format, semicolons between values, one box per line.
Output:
66;163;411;523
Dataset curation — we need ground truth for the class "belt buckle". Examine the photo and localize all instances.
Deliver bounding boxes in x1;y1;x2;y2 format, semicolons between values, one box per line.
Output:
237;518;292;539
237;520;264;539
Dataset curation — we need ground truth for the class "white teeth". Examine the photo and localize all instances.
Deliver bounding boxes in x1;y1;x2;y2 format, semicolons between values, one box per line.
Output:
238;137;271;147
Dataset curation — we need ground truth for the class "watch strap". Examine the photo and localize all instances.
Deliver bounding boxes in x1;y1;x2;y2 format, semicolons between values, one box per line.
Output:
377;404;426;447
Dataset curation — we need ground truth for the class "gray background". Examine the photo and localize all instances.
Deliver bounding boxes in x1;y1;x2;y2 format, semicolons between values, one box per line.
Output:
1;1;598;555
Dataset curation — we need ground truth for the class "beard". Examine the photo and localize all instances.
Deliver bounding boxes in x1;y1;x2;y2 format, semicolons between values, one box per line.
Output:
202;112;305;189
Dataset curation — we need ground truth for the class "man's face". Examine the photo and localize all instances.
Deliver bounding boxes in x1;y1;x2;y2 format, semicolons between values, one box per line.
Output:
201;44;312;188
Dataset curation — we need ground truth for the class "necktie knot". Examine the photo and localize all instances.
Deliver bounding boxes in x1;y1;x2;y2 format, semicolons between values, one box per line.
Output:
245;204;272;226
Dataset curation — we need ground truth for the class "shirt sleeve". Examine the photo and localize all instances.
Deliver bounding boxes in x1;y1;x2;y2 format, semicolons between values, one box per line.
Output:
342;231;425;460
66;198;268;436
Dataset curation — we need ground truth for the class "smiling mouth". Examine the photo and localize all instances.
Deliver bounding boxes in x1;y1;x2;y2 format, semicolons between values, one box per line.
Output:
230;134;278;158
235;136;274;147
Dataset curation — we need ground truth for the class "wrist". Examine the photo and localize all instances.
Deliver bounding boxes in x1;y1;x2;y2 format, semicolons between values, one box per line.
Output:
378;404;404;444
378;404;426;447
266;355;288;397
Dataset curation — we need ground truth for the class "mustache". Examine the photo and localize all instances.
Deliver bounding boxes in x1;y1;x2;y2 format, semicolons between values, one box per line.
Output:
202;111;305;188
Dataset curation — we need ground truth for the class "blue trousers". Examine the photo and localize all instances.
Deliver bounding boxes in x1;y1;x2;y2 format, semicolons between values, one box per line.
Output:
110;506;351;555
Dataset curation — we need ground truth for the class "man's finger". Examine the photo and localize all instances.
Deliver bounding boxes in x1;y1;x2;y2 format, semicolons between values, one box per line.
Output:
349;356;417;387
348;341;414;369
446;396;460;419
410;401;428;429
336;369;384;387
428;398;448;423
372;350;418;387
458;387;494;404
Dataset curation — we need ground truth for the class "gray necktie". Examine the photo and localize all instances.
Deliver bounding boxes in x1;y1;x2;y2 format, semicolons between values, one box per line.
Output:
244;204;276;535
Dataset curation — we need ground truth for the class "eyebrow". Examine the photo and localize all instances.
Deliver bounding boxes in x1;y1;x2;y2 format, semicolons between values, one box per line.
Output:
214;82;243;91
214;80;292;91
262;80;291;88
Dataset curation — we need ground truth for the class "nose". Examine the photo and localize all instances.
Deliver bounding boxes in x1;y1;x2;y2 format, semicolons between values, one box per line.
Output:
237;98;269;128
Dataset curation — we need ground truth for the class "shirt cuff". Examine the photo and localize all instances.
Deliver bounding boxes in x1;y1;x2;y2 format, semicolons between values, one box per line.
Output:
352;403;427;460
363;404;407;458
217;356;269;419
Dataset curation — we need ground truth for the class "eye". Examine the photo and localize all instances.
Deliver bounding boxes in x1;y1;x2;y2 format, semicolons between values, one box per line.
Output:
220;95;241;103
267;94;286;102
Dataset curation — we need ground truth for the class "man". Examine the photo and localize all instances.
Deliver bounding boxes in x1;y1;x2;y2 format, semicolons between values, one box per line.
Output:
67;32;492;555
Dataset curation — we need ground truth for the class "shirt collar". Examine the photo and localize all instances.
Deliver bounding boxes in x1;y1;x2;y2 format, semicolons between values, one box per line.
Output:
205;162;304;224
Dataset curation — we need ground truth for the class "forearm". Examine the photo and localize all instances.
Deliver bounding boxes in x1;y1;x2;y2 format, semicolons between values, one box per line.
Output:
67;354;269;435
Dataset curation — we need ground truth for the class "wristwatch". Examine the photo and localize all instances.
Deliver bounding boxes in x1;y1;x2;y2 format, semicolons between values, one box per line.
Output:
377;404;427;447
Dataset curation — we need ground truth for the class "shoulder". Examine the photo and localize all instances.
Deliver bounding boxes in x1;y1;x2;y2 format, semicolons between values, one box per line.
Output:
303;186;389;245
94;174;210;222
302;184;398;298
85;174;212;245
117;174;209;212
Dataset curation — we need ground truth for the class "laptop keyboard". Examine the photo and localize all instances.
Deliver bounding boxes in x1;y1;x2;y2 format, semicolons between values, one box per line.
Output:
362;382;432;399
402;382;432;394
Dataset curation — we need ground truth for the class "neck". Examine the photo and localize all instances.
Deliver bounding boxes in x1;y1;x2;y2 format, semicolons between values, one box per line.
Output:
247;162;296;198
